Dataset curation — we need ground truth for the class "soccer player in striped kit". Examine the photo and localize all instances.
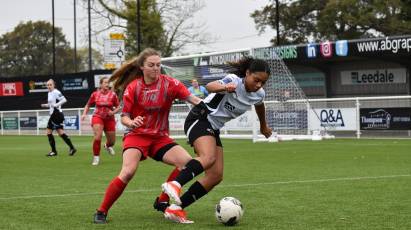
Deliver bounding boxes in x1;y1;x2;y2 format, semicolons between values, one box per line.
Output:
160;57;273;221
41;79;77;157
81;77;120;165
93;48;202;224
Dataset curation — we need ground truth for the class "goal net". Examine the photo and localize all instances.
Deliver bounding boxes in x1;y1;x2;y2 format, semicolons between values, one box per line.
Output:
161;48;330;141
252;47;330;142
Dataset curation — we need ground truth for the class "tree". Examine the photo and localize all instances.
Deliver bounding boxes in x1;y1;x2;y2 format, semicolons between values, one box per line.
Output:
251;0;411;45
0;21;81;77
77;47;104;71
85;0;210;57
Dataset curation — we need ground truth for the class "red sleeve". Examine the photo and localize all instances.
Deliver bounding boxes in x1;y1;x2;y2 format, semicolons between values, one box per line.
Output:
112;92;120;107
121;82;135;116
87;92;96;106
173;78;191;100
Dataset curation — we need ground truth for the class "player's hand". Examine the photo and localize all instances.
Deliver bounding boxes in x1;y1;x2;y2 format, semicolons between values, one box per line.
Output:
81;114;87;121
129;116;144;128
224;83;237;93
260;125;272;138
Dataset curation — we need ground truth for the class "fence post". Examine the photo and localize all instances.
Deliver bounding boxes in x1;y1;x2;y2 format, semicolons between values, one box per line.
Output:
356;98;361;139
18;111;21;135
1;112;3;135
36;111;40;135
78;109;82;136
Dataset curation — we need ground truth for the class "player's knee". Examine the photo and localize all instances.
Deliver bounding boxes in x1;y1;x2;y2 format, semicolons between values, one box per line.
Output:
207;172;223;185
119;170;135;183
95;134;103;140
200;154;217;169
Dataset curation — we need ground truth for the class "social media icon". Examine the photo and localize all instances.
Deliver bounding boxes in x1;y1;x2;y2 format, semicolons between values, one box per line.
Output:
306;43;317;58
335;40;348;56
320;41;333;57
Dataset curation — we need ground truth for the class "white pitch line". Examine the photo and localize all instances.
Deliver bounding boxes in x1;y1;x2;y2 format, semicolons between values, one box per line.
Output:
0;174;410;201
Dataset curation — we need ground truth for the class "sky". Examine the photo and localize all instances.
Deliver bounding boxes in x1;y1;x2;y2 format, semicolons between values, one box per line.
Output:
0;0;275;56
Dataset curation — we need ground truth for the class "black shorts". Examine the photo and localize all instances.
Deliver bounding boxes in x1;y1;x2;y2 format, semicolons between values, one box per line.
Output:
184;102;222;147
47;109;65;130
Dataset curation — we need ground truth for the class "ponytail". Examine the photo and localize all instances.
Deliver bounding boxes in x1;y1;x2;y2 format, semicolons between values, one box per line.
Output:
228;57;270;78
109;48;161;95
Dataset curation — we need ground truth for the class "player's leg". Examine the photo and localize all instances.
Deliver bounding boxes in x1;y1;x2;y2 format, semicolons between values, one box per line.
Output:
161;120;217;205
94;148;142;224
159;143;195;204
153;167;180;212
91;124;104;165
56;128;76;155
103;119;116;155
46;127;57;156
180;145;224;209
149;141;194;223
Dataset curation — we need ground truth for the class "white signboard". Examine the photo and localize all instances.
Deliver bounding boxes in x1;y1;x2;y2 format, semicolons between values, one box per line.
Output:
104;34;125;69
38;116;49;128
341;68;407;85
224;111;253;130
309;108;357;131
94;74;112;88
169;112;187;130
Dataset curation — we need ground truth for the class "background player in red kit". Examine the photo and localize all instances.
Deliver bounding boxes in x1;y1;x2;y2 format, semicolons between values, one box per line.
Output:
93;48;202;224
81;77;120;165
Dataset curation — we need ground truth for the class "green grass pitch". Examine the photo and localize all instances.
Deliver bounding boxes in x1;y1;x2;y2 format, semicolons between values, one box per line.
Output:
0;135;410;229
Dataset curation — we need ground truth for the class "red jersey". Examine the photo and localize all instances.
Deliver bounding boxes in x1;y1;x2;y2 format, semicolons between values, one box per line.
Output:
87;89;120;119
122;74;190;136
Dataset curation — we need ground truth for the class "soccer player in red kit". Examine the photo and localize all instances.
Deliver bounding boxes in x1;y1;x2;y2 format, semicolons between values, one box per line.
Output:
81;77;120;165
93;48;202;224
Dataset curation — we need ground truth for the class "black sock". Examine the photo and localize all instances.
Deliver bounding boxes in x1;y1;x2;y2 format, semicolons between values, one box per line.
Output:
47;134;57;153
181;181;208;209
60;133;74;149
174;159;204;186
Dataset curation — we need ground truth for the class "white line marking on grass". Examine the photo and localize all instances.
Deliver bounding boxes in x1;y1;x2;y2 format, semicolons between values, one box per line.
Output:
219;174;411;188
0;174;410;200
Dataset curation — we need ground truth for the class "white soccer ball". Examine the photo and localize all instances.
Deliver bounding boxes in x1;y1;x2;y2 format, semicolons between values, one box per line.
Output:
215;197;244;226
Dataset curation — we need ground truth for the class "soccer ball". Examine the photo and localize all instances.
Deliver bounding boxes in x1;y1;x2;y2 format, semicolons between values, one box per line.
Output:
215;197;244;226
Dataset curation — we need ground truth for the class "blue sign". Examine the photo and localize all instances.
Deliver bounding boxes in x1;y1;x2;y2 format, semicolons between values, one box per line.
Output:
64;115;79;130
335;40;348;56
306;44;317;58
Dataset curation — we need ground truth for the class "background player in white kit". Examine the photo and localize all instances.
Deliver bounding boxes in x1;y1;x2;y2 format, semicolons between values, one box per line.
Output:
160;57;272;220
41;79;77;157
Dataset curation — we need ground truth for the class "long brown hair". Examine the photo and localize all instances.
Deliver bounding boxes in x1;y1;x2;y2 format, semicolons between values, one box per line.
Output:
109;48;161;95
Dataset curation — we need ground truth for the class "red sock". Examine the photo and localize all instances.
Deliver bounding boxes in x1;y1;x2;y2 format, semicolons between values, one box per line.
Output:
93;139;101;156
98;177;127;213
158;167;180;202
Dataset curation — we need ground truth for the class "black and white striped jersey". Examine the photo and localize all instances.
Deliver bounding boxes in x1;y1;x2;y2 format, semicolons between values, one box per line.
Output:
204;74;265;130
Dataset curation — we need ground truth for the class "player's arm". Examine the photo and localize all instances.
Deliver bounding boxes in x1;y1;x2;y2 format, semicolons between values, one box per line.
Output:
254;103;272;138
206;76;236;93
111;105;121;115
81;93;95;120
53;92;67;107
81;104;90;121
120;84;144;129
185;94;202;105
174;78;201;106
109;95;121;116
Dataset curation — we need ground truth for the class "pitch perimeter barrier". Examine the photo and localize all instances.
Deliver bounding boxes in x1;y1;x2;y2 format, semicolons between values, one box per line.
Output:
1;95;410;139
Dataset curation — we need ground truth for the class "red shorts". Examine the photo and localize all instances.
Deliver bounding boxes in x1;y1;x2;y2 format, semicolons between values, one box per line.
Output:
122;133;177;161
91;116;116;132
